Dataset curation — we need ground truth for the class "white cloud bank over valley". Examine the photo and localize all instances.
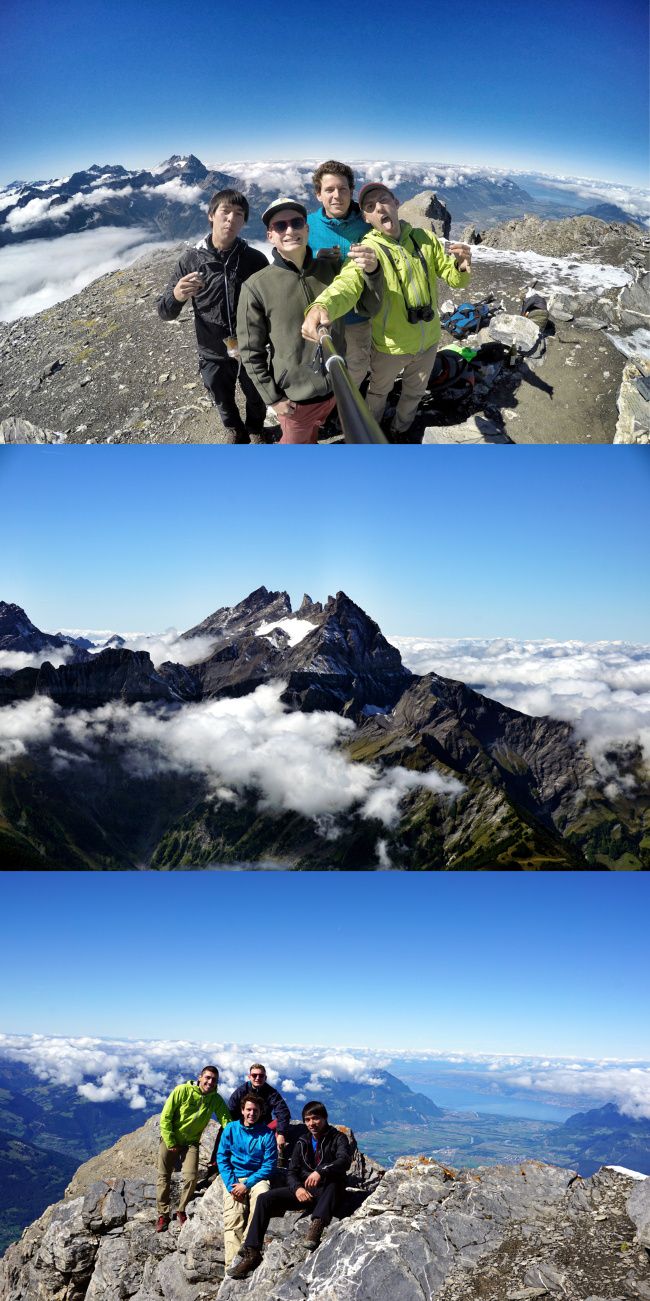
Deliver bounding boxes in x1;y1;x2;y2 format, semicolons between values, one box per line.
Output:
1;1035;648;1120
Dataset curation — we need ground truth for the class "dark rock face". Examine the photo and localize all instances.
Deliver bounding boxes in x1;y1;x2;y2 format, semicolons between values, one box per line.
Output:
32;648;184;707
182;586;293;643
0;601;67;655
1;1142;647;1301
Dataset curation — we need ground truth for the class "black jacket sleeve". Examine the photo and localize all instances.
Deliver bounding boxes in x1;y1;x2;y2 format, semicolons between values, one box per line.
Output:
228;1084;244;1119
157;254;191;321
319;1129;351;1183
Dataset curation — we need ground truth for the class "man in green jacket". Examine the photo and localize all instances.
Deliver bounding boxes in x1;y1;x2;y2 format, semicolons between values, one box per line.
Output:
237;197;383;444
156;1065;231;1232
303;181;472;438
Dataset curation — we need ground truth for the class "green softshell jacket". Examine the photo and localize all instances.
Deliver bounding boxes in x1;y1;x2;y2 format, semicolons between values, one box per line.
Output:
236;249;384;406
311;221;471;356
160;1080;231;1149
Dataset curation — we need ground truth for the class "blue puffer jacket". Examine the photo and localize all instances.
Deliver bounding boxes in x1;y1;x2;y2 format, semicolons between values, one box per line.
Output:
307;203;371;324
217;1119;277;1191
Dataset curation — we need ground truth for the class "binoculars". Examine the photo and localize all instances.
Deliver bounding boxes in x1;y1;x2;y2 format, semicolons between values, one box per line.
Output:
406;305;435;324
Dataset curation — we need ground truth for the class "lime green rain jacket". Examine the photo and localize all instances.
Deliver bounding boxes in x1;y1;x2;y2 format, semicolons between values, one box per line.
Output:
311;221;471;356
160;1080;231;1149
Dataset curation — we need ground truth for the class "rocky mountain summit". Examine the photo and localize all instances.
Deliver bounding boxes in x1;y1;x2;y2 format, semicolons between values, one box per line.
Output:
1;196;648;445
0;588;647;868
1;1110;648;1301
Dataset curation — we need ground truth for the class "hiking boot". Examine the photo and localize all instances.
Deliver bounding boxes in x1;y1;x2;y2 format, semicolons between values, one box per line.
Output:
175;1211;187;1227
305;1217;325;1250
156;1214;169;1233
228;1247;262;1278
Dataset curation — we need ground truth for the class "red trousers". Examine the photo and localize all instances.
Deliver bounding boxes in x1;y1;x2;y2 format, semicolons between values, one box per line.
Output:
278;396;336;445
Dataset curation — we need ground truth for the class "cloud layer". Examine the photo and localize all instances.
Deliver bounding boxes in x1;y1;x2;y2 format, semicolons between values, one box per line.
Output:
0;226;176;321
0;682;463;836
1;1034;647;1120
390;635;650;781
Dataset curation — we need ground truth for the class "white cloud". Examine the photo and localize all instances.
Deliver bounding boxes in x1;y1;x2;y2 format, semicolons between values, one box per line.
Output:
3;185;136;232
0;225;175;322
0;646;74;672
0;1034;390;1107
0;681;462;838
1;1035;648;1121
140;178;205;204
0;695;59;762
390;635;650;782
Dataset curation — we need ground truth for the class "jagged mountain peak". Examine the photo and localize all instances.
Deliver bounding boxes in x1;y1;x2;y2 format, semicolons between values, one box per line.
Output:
0;600;65;653
182;586;292;642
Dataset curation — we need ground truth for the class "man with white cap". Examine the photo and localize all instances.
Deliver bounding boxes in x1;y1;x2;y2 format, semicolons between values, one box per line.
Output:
236;197;383;444
303;182;472;439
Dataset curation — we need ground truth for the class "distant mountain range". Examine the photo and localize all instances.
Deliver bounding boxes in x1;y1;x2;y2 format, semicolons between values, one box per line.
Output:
2;154;645;248
0;1054;647;1254
0;590;647;868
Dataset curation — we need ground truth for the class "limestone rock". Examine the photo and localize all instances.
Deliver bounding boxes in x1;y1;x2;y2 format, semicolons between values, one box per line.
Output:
628;1176;650;1247
487;313;541;353
614;359;650;443
0;417;66;443
397;191;451;239
619;272;650;330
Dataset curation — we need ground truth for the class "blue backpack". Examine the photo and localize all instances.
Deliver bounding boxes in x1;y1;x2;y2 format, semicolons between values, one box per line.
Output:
440;301;492;340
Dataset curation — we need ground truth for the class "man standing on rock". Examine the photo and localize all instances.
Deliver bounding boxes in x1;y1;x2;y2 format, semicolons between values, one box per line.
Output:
307;161;372;389
228;1063;291;1160
229;1100;351;1279
217;1093;277;1269
303;182;472;440
156;1065;231;1232
157;189;269;443
237;197;383;444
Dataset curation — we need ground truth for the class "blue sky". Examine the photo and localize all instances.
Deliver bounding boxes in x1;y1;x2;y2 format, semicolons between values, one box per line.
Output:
1;871;648;1058
1;0;648;186
2;445;649;641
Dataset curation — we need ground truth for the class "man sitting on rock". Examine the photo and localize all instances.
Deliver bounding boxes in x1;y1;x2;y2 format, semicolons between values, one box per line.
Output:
228;1062;291;1162
229;1100;351;1279
303;182;472;440
156;1064;231;1232
157;189;269;443
218;1092;278;1269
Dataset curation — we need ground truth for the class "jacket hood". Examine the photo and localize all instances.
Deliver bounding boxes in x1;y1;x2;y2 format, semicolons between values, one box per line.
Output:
270;247;315;271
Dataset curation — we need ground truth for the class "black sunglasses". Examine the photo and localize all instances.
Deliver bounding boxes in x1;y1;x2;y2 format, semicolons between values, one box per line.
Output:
270;217;306;232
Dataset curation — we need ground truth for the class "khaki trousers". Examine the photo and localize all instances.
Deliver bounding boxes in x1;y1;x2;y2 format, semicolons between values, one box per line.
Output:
343;320;373;390
222;1178;271;1265
157;1140;199;1215
366;343;438;432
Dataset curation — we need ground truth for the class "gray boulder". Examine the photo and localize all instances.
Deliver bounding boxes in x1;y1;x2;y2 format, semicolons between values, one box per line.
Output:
487;313;541;352
619;272;650;330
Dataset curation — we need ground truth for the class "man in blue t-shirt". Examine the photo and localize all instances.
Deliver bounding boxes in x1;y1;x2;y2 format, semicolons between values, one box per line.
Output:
307;161;373;389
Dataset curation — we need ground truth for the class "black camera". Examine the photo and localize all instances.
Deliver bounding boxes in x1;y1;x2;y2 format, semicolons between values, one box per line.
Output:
406;305;435;324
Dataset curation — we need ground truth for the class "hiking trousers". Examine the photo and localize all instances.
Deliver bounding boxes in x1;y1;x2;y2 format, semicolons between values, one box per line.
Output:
343;320;372;391
222;1178;271;1265
199;344;267;440
277;395;336;445
243;1182;342;1250
366;343;438;432
157;1140;199;1215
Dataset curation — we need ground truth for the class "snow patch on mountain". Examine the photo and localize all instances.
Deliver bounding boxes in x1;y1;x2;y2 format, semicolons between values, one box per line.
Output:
256;616;316;646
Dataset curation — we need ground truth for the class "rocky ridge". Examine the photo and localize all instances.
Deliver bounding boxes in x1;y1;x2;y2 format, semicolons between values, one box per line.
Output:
1;1111;648;1301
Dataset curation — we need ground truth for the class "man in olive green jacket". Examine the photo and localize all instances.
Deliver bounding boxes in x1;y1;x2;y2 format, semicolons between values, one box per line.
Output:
156;1065;231;1231
303;182;472;437
237;196;383;444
